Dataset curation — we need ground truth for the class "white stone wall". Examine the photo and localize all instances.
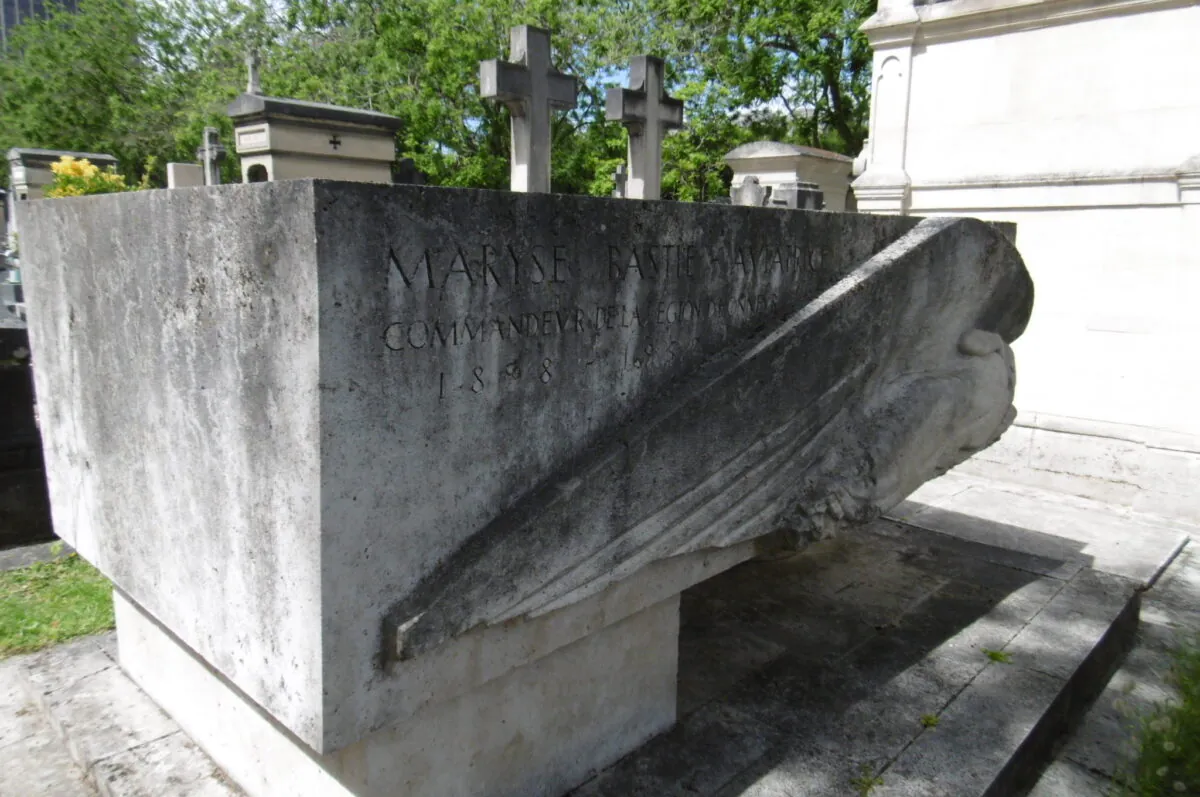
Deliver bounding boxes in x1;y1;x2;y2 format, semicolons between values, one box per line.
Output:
854;0;1200;523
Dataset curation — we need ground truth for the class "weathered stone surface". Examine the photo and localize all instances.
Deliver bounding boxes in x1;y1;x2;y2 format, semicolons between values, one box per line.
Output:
19;180;1030;754
117;589;681;797
386;211;1032;662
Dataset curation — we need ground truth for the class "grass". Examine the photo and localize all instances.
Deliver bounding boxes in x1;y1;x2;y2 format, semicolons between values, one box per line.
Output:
1113;637;1200;796
920;713;940;729
850;763;884;796
982;647;1013;664
0;549;114;658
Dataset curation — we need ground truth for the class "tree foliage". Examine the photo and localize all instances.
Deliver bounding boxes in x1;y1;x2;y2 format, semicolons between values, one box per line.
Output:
0;0;876;196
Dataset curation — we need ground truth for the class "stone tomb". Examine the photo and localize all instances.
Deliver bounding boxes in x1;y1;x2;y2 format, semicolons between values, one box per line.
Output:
18;181;1032;797
228;54;402;185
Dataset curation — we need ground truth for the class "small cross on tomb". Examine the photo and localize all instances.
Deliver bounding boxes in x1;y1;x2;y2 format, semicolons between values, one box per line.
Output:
245;51;261;95
612;164;627;198
329;135;342;151
480;26;578;193
606;56;683;200
196;126;226;187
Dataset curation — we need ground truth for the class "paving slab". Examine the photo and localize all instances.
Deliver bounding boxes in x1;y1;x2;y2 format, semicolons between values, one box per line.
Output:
875;664;1067;797
5;634;242;797
1029;541;1199;795
90;731;241;797
0;660;95;797
573;517;1141;797
44;666;180;768
900;472;1190;585
1027;758;1114;797
1;506;1180;797
0;540;70;572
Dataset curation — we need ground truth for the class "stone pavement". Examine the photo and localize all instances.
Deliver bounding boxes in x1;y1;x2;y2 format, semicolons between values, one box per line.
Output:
0;471;1191;797
0;540;66;572
0;634;240;797
1029;541;1200;794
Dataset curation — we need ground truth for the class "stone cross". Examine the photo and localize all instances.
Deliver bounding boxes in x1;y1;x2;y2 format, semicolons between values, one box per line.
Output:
246;51;261;95
612;164;627;198
606;56;683;200
195;127;226;187
480;26;577;193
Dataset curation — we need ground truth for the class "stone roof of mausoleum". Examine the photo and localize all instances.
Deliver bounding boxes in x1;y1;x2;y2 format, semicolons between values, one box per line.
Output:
226;94;403;131
723;141;852;163
7;148;118;166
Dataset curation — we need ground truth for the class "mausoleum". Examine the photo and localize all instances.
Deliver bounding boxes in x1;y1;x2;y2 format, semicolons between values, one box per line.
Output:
228;58;402;184
725;141;855;212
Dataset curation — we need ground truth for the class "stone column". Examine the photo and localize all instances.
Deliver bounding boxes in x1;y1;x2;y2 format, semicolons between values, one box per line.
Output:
851;0;919;215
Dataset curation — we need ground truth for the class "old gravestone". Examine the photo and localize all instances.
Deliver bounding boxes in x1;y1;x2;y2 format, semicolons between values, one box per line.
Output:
17;30;1033;797
19;180;1031;797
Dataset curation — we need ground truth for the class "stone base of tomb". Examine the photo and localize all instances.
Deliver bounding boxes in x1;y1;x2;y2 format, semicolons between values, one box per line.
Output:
112;545;755;797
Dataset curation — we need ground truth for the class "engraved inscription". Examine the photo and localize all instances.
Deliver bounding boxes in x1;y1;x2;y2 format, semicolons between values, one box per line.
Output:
390;243;569;291
382;234;814;398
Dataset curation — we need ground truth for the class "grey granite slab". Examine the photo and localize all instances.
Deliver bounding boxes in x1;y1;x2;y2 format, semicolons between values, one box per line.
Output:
19;180;1032;752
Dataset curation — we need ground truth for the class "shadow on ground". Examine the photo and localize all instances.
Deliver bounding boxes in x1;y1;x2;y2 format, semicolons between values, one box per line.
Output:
571;517;1108;797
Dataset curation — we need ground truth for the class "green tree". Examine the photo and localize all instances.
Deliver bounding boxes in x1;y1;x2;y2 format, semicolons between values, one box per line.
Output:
269;0;644;191
0;0;276;186
0;0;875;197
653;0;876;155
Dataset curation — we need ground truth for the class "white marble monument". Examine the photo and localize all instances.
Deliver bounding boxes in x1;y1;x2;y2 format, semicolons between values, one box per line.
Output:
606;56;683;200
16;28;1033;793
479;26;578;193
852;0;1200;524
725;141;854;212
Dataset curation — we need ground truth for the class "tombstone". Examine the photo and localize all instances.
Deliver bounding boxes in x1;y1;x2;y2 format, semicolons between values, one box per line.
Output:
731;174;769;206
196;126;226;187
166;163;204;189
769;181;824;211
480;26;577;193
612;163;627;198
227;57;402;184
17;179;1032;797
606;56;683;200
725;141;854;212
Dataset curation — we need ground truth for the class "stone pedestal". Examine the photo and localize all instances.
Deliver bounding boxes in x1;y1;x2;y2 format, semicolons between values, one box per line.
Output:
114;546;751;797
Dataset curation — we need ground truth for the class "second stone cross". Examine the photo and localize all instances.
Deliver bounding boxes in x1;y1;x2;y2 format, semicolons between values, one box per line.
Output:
607;56;683;200
480;26;578;193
